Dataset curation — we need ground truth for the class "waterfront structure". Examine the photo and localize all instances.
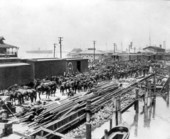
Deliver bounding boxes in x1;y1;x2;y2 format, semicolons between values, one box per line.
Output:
67;48;82;58
0;36;19;57
79;49;105;63
143;46;165;54
142;46;165;61
164;53;170;61
67;48;106;67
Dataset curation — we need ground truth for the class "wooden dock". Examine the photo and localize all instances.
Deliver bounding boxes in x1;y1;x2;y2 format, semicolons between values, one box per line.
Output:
27;74;157;139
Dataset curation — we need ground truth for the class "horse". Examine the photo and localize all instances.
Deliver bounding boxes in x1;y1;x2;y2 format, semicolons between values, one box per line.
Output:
36;83;51;100
27;89;37;103
5;90;18;105
60;82;66;95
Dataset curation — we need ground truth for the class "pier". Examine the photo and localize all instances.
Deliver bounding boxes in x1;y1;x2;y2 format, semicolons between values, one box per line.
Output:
24;73;169;139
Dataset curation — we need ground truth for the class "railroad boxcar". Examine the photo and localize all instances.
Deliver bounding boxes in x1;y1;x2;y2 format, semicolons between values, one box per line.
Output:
0;63;34;90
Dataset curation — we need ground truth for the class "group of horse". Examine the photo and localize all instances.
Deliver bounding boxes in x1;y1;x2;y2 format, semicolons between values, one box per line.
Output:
5;80;57;105
4;74;96;105
5;85;37;105
4;60;152;106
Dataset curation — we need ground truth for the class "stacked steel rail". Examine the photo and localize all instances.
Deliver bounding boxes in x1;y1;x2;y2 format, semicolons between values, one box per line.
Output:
20;74;154;138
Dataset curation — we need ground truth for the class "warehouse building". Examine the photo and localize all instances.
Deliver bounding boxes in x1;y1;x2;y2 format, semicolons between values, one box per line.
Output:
0;63;34;89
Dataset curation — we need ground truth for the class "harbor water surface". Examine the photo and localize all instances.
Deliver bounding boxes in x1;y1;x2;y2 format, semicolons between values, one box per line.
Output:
91;95;170;139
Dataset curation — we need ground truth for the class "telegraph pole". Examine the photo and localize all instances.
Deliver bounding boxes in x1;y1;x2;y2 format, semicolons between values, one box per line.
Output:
53;43;56;58
113;43;117;53
129;42;133;54
149;31;151;46
58;37;63;58
121;42;123;52
93;41;96;65
163;41;166;50
134;47;136;53
163;41;166;65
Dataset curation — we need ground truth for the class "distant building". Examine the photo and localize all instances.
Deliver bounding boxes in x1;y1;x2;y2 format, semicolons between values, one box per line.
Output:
0;36;19;57
67;48;106;63
166;49;170;53
79;49;105;63
67;48;82;58
142;46;165;61
143;46;165;54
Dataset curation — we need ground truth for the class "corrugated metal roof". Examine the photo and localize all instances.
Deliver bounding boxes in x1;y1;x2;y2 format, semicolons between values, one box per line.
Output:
27;58;60;62
79;49;105;55
0;57;19;60
70;48;82;53
65;58;88;61
143;46;165;50
0;63;30;68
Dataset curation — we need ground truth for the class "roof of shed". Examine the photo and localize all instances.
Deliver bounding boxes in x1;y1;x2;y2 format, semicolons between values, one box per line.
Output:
0;63;30;68
0;43;18;49
143;46;165;50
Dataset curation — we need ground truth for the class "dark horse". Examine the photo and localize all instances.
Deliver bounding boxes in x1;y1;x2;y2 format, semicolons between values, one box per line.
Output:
6;90;24;105
36;83;51;100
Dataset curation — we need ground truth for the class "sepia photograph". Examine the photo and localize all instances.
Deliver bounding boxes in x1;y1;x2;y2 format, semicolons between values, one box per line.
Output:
0;0;170;139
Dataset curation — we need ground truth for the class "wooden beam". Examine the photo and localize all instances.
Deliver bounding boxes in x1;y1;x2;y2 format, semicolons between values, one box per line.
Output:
13;131;30;138
40;127;74;139
156;74;169;78
60;103;79;119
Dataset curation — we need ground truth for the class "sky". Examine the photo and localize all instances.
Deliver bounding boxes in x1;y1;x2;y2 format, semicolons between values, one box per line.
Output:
0;0;170;57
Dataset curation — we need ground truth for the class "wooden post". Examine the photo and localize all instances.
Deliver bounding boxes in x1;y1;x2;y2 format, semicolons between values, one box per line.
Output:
148;102;152;128
86;100;91;123
152;95;156;119
144;81;148;106
153;73;156;98
148;80;153;107
40;130;44;137
143;80;149;127
115;96;121;126
115;99;118;126
135;89;139;113
167;78;170;107
86;123;91;139
144;89;148;106
86;100;91;139
104;129;108;139
134;109;139;137
114;99;118;126
143;68;145;77
115;112;118;126
144;104;148;127
148;81;153;127
109;118;112;130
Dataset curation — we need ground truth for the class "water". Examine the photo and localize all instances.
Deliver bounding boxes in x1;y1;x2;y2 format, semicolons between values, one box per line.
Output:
18;51;68;59
92;95;170;139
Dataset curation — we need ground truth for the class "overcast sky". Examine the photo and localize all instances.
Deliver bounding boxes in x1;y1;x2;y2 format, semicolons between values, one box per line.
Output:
0;0;170;55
